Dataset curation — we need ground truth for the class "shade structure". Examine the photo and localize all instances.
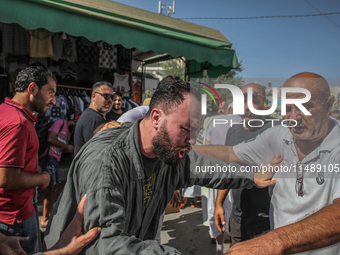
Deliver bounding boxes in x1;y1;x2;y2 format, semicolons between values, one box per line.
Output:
0;0;238;73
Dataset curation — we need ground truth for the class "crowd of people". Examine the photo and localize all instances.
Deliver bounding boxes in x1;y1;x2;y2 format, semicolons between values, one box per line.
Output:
0;66;340;255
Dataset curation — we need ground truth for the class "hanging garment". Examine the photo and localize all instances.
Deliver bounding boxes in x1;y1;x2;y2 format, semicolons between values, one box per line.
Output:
77;37;96;64
97;41;117;69
52;33;64;61
62;36;77;62
113;73;129;91
29;28;53;58
2;23;30;55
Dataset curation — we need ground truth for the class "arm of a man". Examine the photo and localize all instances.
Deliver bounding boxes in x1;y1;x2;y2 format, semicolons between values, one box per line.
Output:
191;145;243;164
47;132;73;153
226;198;340;255
186;150;275;190
82;185;179;254
0;167;50;190
214;189;230;233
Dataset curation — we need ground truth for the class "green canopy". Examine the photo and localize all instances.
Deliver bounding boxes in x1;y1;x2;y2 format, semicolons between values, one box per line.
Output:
0;0;238;71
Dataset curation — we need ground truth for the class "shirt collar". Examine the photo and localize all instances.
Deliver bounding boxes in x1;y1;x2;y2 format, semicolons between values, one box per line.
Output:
4;97;37;123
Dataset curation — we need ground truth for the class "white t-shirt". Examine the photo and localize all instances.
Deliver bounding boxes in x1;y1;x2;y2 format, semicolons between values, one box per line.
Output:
205;114;242;145
233;119;340;255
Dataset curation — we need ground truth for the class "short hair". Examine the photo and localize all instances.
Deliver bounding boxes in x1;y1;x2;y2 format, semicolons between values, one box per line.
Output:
15;66;56;92
145;76;200;118
114;91;123;99
92;81;112;92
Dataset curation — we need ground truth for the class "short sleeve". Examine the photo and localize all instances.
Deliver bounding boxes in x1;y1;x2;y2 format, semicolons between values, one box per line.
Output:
233;126;278;167
0;124;28;168
48;119;64;134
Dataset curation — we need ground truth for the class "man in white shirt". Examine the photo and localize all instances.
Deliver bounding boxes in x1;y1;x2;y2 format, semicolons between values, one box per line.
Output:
194;72;340;254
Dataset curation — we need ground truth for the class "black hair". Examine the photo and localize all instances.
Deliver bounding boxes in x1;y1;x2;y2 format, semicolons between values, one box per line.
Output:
145;76;200;118
15;66;56;92
114;91;123;98
92;81;113;92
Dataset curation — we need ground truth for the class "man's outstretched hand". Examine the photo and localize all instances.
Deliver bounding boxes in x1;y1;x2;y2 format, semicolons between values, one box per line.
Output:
254;155;283;188
0;233;28;255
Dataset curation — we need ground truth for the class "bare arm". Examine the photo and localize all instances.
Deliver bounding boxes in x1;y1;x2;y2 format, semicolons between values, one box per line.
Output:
214;189;230;233
191;145;243;164
0;167;50;190
226;198;340;255
192;145;276;189
47;132;73;153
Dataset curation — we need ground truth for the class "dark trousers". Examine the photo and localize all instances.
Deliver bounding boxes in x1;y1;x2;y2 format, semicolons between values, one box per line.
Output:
229;213;269;247
0;212;38;255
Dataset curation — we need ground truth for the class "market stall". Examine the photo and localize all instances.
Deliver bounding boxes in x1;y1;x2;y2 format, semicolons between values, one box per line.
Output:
0;0;238;104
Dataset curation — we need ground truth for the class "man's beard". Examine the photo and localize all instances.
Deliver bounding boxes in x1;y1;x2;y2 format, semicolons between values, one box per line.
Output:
113;105;121;111
152;120;190;166
242;110;259;120
32;90;47;114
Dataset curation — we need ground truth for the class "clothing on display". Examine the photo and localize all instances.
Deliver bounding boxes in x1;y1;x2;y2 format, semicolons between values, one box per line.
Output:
51;33;64;61
113;73;129;91
2;23;30;55
0;22;134;108
77;37;96;64
98;41;117;69
117;45;131;71
29;28;53;58
61;36;77;62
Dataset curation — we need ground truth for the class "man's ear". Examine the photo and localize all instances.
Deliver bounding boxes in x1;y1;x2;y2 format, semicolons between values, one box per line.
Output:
91;92;96;100
150;108;162;130
27;82;37;95
326;95;335;114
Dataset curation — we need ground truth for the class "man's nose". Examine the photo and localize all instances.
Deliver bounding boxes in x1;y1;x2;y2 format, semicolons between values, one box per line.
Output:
288;107;303;121
244;101;249;111
51;95;56;105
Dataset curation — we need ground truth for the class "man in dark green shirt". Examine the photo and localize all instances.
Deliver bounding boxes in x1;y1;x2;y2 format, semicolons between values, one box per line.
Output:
45;77;274;254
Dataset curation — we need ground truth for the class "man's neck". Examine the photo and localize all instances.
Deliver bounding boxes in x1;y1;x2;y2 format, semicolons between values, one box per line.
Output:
139;119;157;158
112;109;122;115
89;104;105;117
11;93;32;112
294;119;334;161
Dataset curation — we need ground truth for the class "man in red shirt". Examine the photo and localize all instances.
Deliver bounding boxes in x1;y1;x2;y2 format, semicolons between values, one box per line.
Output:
0;66;54;254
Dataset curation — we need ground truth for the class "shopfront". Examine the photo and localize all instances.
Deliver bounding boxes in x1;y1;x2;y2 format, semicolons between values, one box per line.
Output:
0;0;238;106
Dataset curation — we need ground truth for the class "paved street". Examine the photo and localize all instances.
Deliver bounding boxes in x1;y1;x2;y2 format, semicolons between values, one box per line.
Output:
160;198;230;255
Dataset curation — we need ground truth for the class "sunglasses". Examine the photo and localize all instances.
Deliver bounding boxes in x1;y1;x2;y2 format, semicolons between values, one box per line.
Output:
243;91;264;102
94;92;115;100
295;162;304;197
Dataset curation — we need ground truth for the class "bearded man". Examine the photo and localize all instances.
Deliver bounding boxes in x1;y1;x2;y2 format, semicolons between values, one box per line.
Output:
0;66;53;254
44;76;274;254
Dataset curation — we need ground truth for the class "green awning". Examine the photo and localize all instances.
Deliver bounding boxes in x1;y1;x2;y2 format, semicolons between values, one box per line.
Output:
0;0;238;69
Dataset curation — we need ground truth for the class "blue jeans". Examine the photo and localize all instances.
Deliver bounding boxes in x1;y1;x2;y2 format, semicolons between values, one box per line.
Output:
45;155;61;186
0;212;38;255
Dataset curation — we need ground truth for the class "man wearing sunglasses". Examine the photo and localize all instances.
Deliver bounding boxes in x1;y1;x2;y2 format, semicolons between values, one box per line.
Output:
74;81;114;155
194;72;340;254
